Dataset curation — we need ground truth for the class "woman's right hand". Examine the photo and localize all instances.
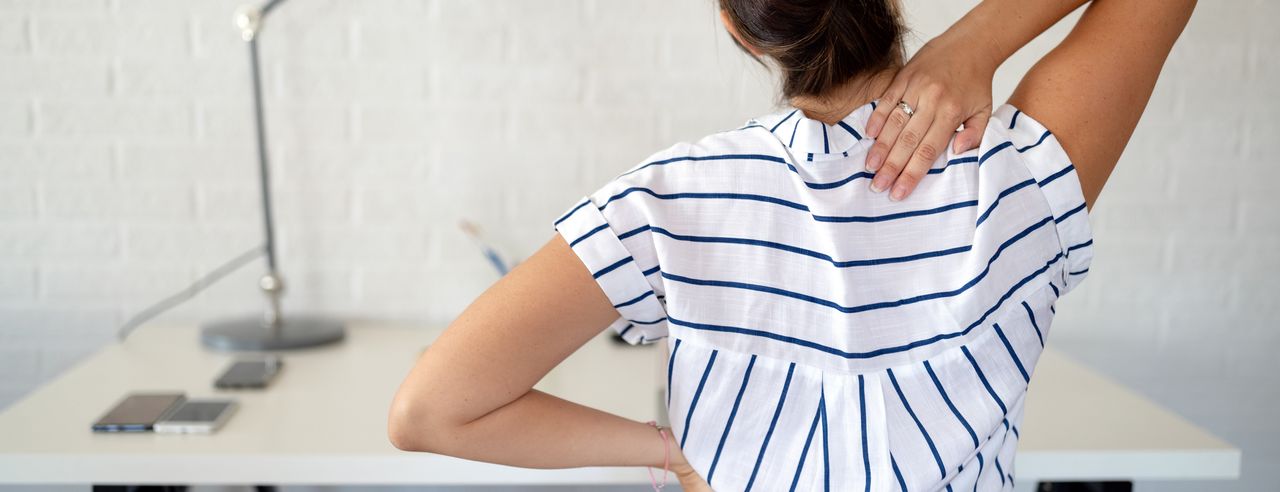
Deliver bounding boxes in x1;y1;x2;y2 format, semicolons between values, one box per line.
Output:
863;28;1003;201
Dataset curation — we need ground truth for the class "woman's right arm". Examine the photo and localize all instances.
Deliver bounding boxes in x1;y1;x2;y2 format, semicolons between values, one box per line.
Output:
1008;0;1197;211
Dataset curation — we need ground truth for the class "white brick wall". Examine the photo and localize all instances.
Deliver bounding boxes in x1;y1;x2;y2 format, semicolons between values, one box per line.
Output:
1;1;1277;490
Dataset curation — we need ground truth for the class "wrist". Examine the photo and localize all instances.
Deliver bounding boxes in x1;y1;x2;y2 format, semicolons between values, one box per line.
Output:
940;2;1013;74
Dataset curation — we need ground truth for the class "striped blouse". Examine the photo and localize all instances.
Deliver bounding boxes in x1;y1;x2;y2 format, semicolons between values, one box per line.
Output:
553;101;1093;491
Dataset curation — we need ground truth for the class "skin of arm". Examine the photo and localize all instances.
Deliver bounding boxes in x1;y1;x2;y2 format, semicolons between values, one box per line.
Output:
388;234;710;489
1007;0;1197;211
387;0;1194;486
864;0;1091;201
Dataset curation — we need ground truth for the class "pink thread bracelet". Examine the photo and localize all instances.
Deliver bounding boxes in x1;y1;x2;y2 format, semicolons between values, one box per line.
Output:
645;420;670;490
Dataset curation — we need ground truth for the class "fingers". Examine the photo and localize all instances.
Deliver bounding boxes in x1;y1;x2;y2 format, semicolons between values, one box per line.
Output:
865;94;913;173
866;73;908;139
870;98;932;198
952;111;990;153
892;111;956;200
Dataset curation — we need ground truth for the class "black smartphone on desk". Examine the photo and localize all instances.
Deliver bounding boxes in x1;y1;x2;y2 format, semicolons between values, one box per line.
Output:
91;392;186;432
214;356;283;389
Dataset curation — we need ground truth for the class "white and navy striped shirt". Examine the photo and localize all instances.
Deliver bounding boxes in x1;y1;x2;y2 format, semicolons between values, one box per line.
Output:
553;102;1092;491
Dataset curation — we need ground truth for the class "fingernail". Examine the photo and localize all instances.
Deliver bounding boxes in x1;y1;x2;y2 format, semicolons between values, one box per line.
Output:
870;174;888;193
866;154;882;172
890;185;906;201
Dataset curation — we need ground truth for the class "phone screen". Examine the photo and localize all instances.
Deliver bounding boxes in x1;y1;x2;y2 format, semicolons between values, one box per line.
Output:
164;400;236;423
92;393;185;432
216;357;282;388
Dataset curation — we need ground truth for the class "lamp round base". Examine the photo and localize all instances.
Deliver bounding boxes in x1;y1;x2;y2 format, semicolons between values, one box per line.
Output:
200;314;345;351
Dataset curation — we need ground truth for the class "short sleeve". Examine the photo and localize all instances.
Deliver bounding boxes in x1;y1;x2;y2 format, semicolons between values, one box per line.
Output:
553;190;669;345
992;104;1094;294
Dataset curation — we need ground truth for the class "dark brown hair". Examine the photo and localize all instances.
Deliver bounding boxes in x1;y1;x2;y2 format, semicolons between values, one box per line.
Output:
720;0;905;99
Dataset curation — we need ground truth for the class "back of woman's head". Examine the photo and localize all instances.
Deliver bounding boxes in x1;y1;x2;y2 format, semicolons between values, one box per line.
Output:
719;0;904;100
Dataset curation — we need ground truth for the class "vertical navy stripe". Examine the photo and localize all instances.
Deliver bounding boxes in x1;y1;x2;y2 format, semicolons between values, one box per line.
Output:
859;374;871;492
618;324;634;338
887;368;947;480
681;350;719;444
822;125;830;153
973;452;985;492
1022;301;1044;347
745;362;797;492
890;454;908;492
994;456;1006;487
1009;110;1021;130
962;345;1007;415
707;354;757;485
820;382;830;492
666;338;682;408
924;360;980;449
790;117;801;147
993;323;1030;382
788;394;823;492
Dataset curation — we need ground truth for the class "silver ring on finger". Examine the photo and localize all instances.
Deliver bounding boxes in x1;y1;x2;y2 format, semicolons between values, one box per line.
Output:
897;100;915;117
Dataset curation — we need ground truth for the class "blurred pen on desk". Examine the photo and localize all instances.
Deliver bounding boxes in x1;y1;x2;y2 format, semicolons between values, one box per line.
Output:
459;220;514;276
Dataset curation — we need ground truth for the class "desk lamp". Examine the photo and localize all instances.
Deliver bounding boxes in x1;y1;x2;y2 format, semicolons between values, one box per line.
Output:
200;0;346;351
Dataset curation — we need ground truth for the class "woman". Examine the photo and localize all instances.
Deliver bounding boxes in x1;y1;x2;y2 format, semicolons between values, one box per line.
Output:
389;0;1195;490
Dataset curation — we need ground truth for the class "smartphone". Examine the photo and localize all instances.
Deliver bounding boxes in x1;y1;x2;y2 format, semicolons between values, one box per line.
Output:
153;399;238;434
214;356;283;389
91;392;186;432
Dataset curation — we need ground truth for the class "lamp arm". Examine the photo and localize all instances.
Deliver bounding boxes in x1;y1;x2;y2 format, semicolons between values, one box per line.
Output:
236;0;290;328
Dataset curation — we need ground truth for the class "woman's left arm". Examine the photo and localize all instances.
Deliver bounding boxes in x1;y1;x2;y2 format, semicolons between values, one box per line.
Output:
387;234;683;471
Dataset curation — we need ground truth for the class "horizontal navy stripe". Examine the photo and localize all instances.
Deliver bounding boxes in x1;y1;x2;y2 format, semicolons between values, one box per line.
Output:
815;199;977;223
602;187;977;224
601;187;810;213
661;214;1055;315
617;224;648;241
554;199;589;226
618;324;634;337
569;223;609;247
665;250;1065;360
621;149;979;192
1067;239;1093;252
642;265;660;276
1016;131;1052;153
620;153;790;178
613;290;653;309
1055;202;1087;223
592;256;632;279
1069;268;1089;276
975;178;1036;227
979;142;1014;165
801;155;977;190
1037;164;1075;187
647;225;972;268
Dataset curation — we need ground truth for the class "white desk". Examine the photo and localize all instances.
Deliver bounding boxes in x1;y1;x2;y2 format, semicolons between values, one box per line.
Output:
0;323;1240;486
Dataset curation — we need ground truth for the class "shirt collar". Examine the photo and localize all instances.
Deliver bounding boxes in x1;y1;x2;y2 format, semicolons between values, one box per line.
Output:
751;100;878;157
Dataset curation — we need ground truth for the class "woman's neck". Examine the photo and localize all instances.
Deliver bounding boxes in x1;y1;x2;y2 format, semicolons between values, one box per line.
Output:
790;66;899;126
